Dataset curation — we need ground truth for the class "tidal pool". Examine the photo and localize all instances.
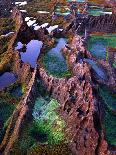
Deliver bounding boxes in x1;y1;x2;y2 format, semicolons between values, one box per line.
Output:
88;34;116;60
32;97;65;144
44;38;71;77
15;40;43;68
84;59;107;80
10;85;23;98
0;72;17;90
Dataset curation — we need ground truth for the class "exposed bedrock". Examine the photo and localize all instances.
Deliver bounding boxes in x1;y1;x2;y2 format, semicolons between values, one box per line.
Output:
85;49;116;91
12;51;32;84
67;14;116;33
0;5;116;154
0;68;37;155
36;31;116;154
37;35;112;155
0;7;35;83
88;15;116;33
38;65;110;155
0;7;23;73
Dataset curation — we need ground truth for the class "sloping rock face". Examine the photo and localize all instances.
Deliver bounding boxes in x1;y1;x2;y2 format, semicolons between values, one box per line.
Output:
39;66;110;155
12;51;32;84
15;21;37;44
0;7;23;73
9;7;34;84
38;35;110;155
0;68;37;155
39;67;99;155
67;15;116;33
88;15;116;33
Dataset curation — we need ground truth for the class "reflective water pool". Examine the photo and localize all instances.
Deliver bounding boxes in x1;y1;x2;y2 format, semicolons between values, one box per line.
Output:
15;40;43;68
0;72;17;90
84;59;107;80
43;38;70;77
88;34;116;60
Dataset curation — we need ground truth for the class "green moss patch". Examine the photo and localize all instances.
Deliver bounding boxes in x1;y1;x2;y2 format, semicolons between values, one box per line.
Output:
44;53;71;78
32;98;66;144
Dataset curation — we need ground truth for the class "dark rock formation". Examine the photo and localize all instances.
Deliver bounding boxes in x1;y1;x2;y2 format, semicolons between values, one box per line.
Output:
0;2;115;154
0;68;37;155
37;35;112;155
66;14;116;33
12;51;32;84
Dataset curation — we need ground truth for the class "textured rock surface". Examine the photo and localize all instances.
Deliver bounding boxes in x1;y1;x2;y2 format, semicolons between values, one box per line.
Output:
38;35;112;155
67;15;116;33
0;1;116;154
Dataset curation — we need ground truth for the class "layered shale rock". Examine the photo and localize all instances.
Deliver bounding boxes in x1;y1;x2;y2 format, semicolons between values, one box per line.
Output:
67;14;116;33
38;35;111;155
0;1;116;154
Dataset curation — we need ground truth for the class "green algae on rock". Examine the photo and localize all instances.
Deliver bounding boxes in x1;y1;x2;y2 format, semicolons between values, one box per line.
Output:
27;143;72;155
32;98;66;144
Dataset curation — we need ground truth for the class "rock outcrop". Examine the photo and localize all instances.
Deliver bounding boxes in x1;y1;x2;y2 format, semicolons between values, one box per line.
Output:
38;35;111;155
66;14;116;33
0;68;37;155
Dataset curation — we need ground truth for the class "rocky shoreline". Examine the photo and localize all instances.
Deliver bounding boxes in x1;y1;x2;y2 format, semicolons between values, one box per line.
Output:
0;1;116;155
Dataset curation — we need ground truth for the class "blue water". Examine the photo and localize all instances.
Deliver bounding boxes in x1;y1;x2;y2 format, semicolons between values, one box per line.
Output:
10;86;23;98
84;59;107;80
48;38;67;58
15;40;43;68
15;42;23;50
89;41;107;59
44;38;68;77
0;72;17;90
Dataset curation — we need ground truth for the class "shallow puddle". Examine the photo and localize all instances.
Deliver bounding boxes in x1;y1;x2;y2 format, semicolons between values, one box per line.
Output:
84;59;107;80
0;72;17;90
15;40;43;68
10;85;23;98
43;38;70;77
88;34;116;60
